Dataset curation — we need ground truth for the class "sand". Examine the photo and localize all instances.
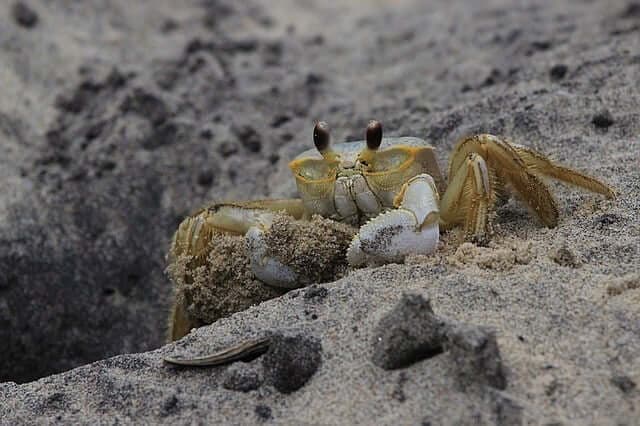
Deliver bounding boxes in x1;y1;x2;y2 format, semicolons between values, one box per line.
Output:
0;0;638;424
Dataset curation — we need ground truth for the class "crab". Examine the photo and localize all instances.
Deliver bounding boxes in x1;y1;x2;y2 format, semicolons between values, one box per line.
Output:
167;120;615;341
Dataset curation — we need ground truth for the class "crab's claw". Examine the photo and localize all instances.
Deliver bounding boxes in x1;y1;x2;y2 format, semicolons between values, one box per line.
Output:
246;216;301;288
347;174;440;266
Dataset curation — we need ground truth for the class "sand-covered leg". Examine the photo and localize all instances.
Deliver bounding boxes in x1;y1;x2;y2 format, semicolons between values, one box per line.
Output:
169;199;306;262
440;152;495;242
347;174;440;266
167;199;304;341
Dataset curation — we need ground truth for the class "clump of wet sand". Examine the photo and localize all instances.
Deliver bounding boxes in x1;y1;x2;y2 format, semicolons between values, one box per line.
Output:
166;214;356;339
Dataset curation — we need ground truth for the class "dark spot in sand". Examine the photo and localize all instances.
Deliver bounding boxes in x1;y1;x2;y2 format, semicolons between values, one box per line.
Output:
99;160;116;173
445;324;507;390
262;333;322;393
391;372;408;402
594;213;622;229
161;19;179;33
160;394;179;417
223;364;263;392
372;294;447;370
305;73;324;86
217;141;239;157
592;110;615;129
264;41;283;66
255;404;272;421
201;1;234;30
513;110;540;135
303;285;328;302
271;115;290;128
197;170;215;187
303;309;319;320
120;89;169;126
12;2;38;28
550;64;568;80
44;392;67;410
611;375;636;393
288;290;300;299
232;124;262;153
306;34;325;45
200;127;214;139
482;69;502;87
545;378;560;396
105;68;128;89
527;40;552;55
85;120;106;141
143;120;192;150
55;80;102;114
551;246;580;268
619;2;640;19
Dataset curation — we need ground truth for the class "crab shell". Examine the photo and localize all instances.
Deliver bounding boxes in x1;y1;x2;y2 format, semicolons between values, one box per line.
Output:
288;137;445;225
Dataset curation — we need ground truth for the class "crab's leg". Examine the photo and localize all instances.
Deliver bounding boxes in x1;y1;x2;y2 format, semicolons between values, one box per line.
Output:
512;144;617;198
440;152;495;241
168;199;305;341
448;134;560;228
174;198;317;289
170;199;306;261
347;174;440;267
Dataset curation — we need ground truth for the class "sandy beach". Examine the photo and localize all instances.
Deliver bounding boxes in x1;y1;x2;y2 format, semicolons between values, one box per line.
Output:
1;0;638;424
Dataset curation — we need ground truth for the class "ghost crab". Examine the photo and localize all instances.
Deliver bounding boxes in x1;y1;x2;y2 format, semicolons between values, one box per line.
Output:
165;120;615;352
171;120;615;283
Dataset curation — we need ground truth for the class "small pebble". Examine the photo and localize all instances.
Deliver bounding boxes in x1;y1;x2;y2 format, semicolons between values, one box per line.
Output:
592;110;615;129
12;2;38;28
549;64;568;80
611;375;636;393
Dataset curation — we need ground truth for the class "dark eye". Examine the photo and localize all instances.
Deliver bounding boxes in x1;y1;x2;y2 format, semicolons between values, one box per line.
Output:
313;121;331;152
366;120;383;150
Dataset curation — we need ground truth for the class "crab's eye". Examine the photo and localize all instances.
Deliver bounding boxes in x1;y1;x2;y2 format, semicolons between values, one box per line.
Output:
313;121;331;152
366;120;383;150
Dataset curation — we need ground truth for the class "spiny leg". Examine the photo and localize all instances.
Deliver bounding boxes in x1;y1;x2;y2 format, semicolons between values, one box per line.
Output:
448;134;560;228
512;144;617;198
440;152;495;242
